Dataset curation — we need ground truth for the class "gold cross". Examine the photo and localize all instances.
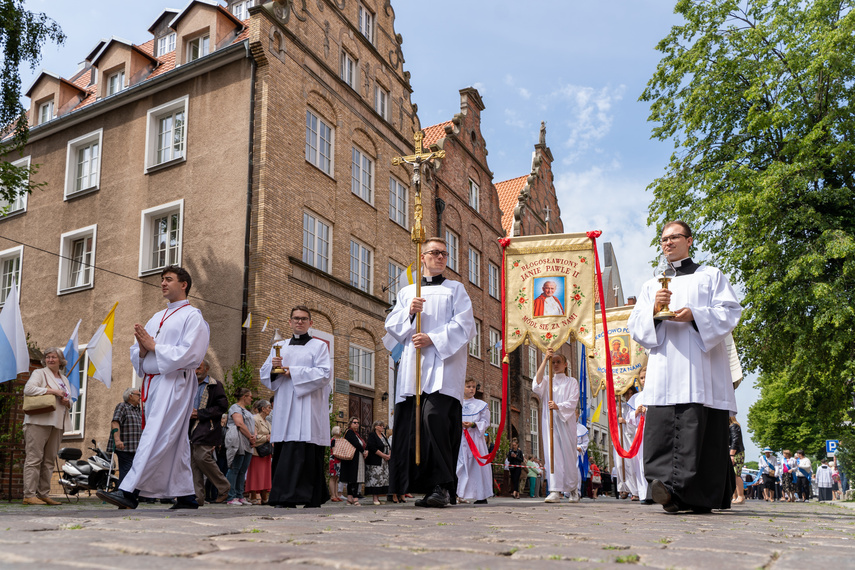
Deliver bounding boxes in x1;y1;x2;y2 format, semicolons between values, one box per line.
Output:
391;131;446;166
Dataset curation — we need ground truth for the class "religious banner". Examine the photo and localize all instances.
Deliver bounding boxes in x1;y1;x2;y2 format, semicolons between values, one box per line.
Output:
588;306;648;396
503;233;597;353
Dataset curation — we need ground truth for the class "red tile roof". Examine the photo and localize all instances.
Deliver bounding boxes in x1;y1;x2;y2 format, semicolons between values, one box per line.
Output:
496;175;528;235
422;121;452;147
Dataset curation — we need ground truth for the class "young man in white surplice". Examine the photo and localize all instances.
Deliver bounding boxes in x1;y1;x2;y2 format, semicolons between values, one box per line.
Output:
456;378;493;504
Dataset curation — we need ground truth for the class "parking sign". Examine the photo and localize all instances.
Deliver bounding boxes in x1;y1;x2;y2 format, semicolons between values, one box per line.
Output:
826;440;839;457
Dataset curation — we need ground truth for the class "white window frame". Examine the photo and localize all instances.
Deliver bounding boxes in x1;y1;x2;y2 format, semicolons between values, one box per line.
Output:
1;156;30;216
0;245;23;307
57;225;97;294
488;262;500;299
65;350;89;436
349;238;373;293
468;246;481;286
389;177;408;228
107;70;125;95
349;343;374;388
187;34;210;62
38;100;54;125
340;50;358;89
468;178;480;211
64;129;103;199
527;345;538;378
144;96;188;171
529;404;539;457
302;211;331;273
305;109;333;175
489;328;502;367
489;397;501;431
232;0;255;20
157;32;176;56
351;146;374;204
139;199;183;276
388;261;405;304
469;319;481;358
375;84;389;120
358;3;375;44
445;229;459;273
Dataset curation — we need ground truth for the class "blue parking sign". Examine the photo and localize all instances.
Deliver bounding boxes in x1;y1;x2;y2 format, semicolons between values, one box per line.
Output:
826;440;839;456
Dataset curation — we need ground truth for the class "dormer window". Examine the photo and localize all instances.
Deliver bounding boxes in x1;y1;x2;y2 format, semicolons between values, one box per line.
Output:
187;34;210;62
107;70;125;95
232;0;255;20
157;32;176;56
358;3;374;44
38;100;54;125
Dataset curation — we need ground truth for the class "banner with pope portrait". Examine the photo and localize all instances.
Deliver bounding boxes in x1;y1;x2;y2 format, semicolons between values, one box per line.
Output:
588;305;648;396
503;233;597;353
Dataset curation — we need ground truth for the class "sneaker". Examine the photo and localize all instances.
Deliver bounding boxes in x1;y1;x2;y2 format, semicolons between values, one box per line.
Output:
227;498;243;505
567;490;580;503
239;498;252;506
544;491;563;503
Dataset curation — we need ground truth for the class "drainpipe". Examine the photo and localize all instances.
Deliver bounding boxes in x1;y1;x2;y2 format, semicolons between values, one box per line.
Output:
240;52;257;363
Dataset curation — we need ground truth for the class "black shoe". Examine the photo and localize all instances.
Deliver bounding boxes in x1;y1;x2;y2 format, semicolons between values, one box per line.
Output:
414;496;430;508
425;485;450;508
474;499;488;504
97;490;138;510
169;495;199;510
650;480;679;513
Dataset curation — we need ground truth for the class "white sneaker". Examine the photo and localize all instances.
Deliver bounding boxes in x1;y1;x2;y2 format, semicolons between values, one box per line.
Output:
239;498;252;505
568;490;580;503
227;498;243;505
544;491;562;503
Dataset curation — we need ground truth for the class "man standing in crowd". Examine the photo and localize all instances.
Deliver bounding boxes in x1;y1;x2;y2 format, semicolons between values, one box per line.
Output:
628;221;742;514
98;266;210;510
385;237;475;508
107;388;142;486
260;306;332;508
189;358;230;506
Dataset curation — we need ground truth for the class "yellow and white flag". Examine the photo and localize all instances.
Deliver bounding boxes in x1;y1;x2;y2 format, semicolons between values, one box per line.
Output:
591;400;603;423
261;317;269;332
397;263;415;293
86;302;118;388
242;313;252;329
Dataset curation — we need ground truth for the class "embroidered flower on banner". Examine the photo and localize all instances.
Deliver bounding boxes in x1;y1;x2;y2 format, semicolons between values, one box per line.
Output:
579;325;587;334
578;256;587;264
515;287;527;310
512;259;521;267
571;284;585;306
541;332;554;342
512;328;522;338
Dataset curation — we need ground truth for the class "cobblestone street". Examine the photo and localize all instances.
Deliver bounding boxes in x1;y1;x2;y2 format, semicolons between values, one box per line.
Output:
0;496;852;568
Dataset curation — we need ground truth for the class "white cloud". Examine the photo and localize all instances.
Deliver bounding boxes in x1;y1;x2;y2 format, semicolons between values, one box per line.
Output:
546;84;626;164
518;87;532;100
504;108;526;129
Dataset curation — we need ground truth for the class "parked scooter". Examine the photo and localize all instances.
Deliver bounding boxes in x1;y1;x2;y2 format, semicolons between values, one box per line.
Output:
57;430;118;496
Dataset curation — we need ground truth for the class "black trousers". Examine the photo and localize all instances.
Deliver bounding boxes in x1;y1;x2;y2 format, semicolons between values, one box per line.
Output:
796;476;811;500
269;441;329;507
644;404;735;510
389;392;462;497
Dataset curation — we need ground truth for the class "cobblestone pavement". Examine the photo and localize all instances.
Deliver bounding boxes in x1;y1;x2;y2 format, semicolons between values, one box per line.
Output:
0;495;852;568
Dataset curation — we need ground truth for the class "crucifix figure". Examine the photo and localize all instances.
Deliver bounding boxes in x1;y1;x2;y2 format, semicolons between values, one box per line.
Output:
544;204;552;234
390;130;445;465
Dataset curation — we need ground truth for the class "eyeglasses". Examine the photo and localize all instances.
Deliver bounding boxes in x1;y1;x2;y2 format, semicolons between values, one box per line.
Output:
423;250;449;258
291;317;310;322
660;234;688;244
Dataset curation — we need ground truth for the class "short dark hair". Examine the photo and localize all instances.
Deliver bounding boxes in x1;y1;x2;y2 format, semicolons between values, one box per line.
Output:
291;305;312;319
662;220;693;237
161;265;192;296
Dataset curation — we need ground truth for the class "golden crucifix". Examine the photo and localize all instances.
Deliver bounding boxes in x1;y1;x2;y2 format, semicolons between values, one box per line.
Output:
391;130;445;466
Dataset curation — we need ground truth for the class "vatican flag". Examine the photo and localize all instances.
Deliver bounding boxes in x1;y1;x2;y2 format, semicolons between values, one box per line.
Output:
86;302;118;388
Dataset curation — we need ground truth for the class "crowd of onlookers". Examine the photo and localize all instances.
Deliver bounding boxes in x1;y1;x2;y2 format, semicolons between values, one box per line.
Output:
741;448;847;502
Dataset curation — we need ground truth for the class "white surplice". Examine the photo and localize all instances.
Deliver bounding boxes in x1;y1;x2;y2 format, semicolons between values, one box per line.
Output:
533;372;579;493
628;265;742;411
385;279;475;404
123;300;210;497
259;337;332;446
624;392;647;499
456;397;493;501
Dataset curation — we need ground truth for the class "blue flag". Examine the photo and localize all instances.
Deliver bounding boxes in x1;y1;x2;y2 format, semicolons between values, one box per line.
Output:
578;346;590;483
0;279;29;383
63;319;81;401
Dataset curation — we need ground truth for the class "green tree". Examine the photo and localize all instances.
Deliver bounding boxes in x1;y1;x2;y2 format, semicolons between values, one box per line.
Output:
641;0;855;452
222;360;255;407
1;0;65;211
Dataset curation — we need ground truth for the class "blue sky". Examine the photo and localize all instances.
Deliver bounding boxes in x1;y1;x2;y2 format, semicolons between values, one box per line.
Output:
18;0;762;462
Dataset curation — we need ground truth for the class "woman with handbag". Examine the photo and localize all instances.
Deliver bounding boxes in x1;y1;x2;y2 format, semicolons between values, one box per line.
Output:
365;420;391;505
225;388;256;505
246;399;272;505
22;348;72;506
339;417;368;505
328;426;343;502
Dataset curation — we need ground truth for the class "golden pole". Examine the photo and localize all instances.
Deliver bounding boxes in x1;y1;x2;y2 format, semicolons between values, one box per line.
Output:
548;358;554;475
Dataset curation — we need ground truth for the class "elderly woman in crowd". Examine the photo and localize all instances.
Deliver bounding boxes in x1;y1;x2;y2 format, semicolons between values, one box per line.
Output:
328;426;343;502
340;417;368;506
106;387;142;486
22;347;72;505
365;420;391;505
225;388;256;505
246;399;272;505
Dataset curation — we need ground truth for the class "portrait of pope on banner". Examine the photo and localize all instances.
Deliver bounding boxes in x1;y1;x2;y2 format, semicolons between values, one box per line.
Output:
533;276;566;317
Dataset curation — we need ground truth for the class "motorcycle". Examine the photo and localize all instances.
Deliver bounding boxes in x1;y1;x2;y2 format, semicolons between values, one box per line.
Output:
57;430;118;496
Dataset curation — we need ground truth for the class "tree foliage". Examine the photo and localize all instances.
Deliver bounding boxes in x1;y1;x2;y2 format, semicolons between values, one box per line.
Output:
641;0;855;452
0;0;64;211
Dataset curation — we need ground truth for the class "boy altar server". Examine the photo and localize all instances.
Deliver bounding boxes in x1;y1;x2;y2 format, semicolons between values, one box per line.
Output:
456;378;492;504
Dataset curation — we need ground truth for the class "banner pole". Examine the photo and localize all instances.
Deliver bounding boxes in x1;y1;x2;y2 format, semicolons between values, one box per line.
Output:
548;359;554;475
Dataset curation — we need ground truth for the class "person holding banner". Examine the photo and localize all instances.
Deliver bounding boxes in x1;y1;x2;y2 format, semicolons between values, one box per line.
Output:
628;221;741;514
385;237;476;508
456;378;492;504
534;348;580;503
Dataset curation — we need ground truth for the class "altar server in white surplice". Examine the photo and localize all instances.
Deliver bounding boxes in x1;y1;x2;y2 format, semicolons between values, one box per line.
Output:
629;220;742;514
260;305;332;508
98;266;210;510
456;378;492;504
385;237;475;508
534;348;580;503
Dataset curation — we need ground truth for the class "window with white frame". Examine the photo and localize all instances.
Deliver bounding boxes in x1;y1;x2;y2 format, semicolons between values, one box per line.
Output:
187;34;210;62
64;129;102;198
468;247;480;286
358;3;374;43
351;147;373;204
231;0;255;20
107;70;125;95
445;229;459;272
375;85;389;120
302;211;331;272
349;344;374;387
305;109;333;175
157;32;176;56
58;225;96;293
388;261;405;304
66;352;89;436
349;239;373;293
530;404;539;457
1;156;30;215
489;397;501;430
468;178;480;211
468;319;481;358
389;177;408;227
139;200;183;275
145;97;187;170
488;262;499;299
489;328;501;367
0;246;22;306
38;100;53;125
527;345;538;378
340;51;357;89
